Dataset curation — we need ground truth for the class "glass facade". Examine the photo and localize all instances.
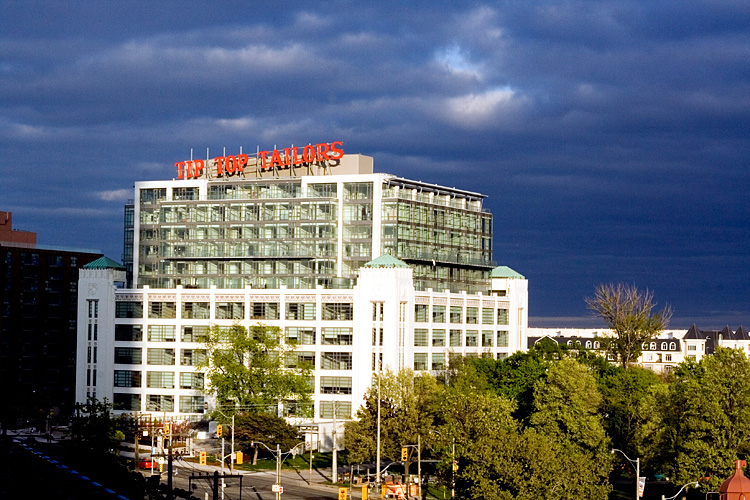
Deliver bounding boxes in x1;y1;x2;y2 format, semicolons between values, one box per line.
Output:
134;172;494;293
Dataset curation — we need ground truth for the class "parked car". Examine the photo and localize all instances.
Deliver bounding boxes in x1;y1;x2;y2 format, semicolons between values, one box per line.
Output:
138;457;157;470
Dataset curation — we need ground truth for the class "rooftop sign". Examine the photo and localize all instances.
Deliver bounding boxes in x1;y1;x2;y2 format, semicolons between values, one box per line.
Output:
175;141;344;179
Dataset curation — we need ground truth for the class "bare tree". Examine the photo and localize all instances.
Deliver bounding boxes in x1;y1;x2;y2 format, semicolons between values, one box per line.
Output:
586;283;672;369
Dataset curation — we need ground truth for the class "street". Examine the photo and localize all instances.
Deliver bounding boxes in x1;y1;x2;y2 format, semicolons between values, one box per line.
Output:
161;460;355;500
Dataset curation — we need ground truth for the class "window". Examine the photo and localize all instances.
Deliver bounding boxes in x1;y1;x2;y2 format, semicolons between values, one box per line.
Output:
466;307;478;324
497;309;509;325
372;327;383;346
414;329;428;347
148;325;176;342
286;302;316;320
466;330;478;347
147;348;175;365
217;302;245;320
182;302;209;319
670;342;676;350
286;327;316;345
688;345;697;351
432;353;446;370
432;329;445;347
320;352;352;370
665;354;672;362
661;342;667;350
372;302;383;321
482;331;493;347
181;326;209;343
180;349;206;366
319;401;351;419
115;325;142;342
147;371;175;389
114;370;141;388
87;299;99;318
322;327;353;345
115;347;142;364
113;393;141;411
449;329;462;347
180;372;204;390
496;353;508;361
414;353;428;371
497;331;509;348
320;376;352;394
650;342;656;350
482;308;494;324
322;303;353;321
450;306;462;323
432;305;445;323
147;395;173;412
286;351;315;369
149;301;176;319
585;340;592;349
116;301;143;318
415;304;429;322
179;396;204;414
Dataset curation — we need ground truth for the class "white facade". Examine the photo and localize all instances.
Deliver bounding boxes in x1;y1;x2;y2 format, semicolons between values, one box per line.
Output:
77;260;527;421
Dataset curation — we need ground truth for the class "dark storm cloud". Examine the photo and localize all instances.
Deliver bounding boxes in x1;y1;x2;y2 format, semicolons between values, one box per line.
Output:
1;0;749;328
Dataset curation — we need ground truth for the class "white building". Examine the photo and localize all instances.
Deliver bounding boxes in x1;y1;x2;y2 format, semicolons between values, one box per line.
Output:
76;147;528;424
527;325;750;373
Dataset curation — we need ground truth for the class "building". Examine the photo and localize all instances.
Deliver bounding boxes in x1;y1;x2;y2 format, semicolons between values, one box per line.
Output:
528;325;750;373
76;145;528;423
0;211;102;428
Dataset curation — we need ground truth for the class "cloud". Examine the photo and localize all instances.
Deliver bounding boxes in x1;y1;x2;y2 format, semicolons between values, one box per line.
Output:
96;189;132;202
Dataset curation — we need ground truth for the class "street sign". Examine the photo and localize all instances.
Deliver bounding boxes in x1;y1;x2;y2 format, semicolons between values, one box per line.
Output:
638;476;646;497
272;484;283;493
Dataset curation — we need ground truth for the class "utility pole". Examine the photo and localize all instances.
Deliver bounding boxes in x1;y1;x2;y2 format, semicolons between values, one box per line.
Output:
134;411;139;471
376;366;381;488
167;421;173;500
276;443;281;500
230;414;235;472
417;435;421;500
332;402;338;484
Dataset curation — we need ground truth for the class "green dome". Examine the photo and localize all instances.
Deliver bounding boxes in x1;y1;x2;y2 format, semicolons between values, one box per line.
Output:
83;256;125;270
363;254;410;268
490;266;525;279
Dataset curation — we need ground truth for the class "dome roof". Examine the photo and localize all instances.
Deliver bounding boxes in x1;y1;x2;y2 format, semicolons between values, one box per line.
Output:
720;460;750;496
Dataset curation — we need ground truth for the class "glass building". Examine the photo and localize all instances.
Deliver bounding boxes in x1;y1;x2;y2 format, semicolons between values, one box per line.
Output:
131;154;494;294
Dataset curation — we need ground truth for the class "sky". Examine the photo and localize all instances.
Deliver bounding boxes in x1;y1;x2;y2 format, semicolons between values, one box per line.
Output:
2;1;749;329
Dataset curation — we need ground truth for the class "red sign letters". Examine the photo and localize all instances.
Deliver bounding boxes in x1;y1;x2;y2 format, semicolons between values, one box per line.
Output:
175;141;344;179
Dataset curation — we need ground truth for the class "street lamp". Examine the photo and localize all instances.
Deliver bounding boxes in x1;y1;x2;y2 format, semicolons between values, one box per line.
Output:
661;481;698;500
611;448;641;500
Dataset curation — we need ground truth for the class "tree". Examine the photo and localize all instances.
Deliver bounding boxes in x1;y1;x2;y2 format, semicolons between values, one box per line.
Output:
343;369;441;465
199;323;313;413
586;283;672;368
231;412;302;465
637;348;750;490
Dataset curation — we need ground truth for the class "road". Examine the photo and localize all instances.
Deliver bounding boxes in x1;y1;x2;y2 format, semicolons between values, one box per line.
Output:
158;460;357;500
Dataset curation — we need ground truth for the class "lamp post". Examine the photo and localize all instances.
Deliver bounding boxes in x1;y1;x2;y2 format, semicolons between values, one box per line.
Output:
661;481;698;500
611;448;640;500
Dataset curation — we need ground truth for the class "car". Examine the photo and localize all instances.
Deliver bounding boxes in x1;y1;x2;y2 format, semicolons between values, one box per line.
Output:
138;457;158;470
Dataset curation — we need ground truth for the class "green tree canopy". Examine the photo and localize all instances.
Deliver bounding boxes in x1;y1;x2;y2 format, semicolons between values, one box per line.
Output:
586;283;673;368
637;348;750;490
199;323;313;413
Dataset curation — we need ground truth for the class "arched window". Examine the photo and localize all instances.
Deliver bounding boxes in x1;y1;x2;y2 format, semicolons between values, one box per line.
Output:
670;342;676;350
650;342;656;350
661;342;667;350
594;341;600;349
642;342;648;350
586;341;592;348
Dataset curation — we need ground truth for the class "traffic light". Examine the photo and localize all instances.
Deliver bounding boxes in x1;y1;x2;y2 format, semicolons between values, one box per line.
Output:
338;487;347;500
401;447;408;461
235;451;243;465
199;451;206;465
216;424;222;437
